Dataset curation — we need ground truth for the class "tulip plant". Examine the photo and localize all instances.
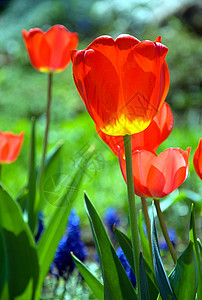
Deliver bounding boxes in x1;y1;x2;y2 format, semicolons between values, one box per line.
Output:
0;24;201;300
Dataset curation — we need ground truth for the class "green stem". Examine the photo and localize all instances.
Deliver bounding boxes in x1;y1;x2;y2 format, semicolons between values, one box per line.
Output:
141;197;153;264
38;72;53;192
154;200;177;264
0;164;2;181
123;135;140;297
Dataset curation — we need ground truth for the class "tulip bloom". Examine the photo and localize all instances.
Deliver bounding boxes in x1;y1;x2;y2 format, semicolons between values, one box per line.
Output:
71;35;169;136
119;148;191;198
96;102;173;156
22;25;78;73
193;138;202;180
0;131;24;163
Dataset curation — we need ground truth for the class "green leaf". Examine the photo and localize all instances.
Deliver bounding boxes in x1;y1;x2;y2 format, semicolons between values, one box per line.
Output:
114;227;158;300
197;238;202;252
43;142;63;189
169;241;198;300
15;186;28;212
197;237;202;297
71;253;104;300
190;205;201;299
37;149;93;289
151;204;176;300
113;227;134;273
84;193;137;300
27;118;37;233
88;208;104;279
139;252;149;300
138;209;153;270
0;186;39;300
38;142;64;210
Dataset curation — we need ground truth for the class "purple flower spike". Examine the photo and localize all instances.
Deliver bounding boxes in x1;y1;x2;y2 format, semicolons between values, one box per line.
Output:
104;207;120;233
116;247;136;287
159;229;177;251
35;211;44;242
52;209;87;279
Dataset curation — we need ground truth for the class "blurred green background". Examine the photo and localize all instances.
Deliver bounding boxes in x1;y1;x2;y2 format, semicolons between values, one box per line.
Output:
0;0;201;226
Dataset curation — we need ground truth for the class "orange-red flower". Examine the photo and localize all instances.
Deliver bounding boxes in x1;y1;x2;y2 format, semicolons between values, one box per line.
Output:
0;131;24;163
119;148;191;198
22;25;78;73
71;35;170;136
193;138;202;180
96;102;173;156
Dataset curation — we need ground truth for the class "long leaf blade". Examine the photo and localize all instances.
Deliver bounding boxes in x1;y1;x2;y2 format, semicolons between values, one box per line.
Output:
139;252;149;300
84;193;137;300
37;149;93;286
37;142;64;210
27;118;37;233
72;253;104;300
169;241;198;300
0;186;39;300
113;227;134;273
190;204;201;299
114;227;158;300
138;209;153;270
151;204;176;300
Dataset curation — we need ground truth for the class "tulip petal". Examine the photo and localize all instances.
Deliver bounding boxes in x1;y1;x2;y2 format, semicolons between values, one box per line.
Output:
96;102;173;157
147;165;167;198
22;29;44;70
59;32;78;70
119;150;156;198
39;35;51;71
95;125;124;156
193;139;202;180
147;148;190;197
119;148;190;199
155;102;173;145
72;35;169;136
121;41;169;134
44;25;66;70
133;150;155;197
157;62;170;111
0;132;24;164
72;47;120;131
132;121;160;152
43;25;78;71
22;25;78;73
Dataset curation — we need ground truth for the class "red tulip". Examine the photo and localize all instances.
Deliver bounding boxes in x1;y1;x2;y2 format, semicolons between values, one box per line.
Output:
22;25;78;73
119;147;191;198
96;102;173;156
0;131;24;163
71;35;170;136
193;138;202;180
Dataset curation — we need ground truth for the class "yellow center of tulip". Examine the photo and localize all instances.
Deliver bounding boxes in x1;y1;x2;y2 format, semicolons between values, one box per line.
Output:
100;115;151;136
39;67;64;73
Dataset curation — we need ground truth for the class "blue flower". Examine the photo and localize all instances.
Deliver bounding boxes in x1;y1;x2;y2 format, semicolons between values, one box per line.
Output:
52;209;87;279
159;229;177;251
116;247;136;287
104;207;120;234
35;211;44;242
